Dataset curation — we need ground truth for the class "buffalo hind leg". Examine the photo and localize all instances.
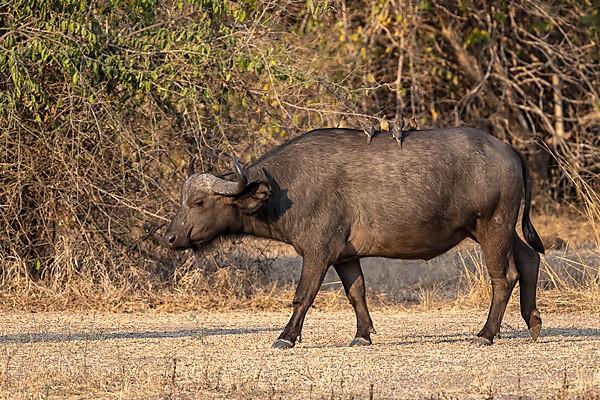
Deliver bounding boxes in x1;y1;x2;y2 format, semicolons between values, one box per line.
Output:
272;257;329;349
334;259;375;346
475;229;519;345
514;235;542;340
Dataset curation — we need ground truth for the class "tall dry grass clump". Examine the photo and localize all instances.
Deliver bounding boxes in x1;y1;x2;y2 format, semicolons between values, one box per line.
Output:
548;143;600;247
453;247;600;313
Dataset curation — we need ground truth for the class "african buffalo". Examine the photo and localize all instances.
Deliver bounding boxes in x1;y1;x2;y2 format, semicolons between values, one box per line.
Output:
164;126;545;349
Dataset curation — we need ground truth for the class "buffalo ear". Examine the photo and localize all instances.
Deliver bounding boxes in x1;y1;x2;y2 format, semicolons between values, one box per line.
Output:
233;181;271;214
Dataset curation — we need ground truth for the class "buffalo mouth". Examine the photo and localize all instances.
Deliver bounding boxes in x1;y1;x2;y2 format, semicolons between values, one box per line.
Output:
189;240;207;251
188;233;217;251
170;239;209;251
165;226;217;251
165;227;196;250
170;237;209;251
168;237;193;251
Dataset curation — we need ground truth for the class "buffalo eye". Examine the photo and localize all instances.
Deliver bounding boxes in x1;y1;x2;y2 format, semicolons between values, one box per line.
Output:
193;200;204;208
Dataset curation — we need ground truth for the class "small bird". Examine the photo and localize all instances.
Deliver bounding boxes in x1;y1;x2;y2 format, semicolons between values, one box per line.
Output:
337;118;349;128
363;123;377;144
380;115;390;131
391;126;404;147
391;118;407;148
395;117;406;131
408;116;418;130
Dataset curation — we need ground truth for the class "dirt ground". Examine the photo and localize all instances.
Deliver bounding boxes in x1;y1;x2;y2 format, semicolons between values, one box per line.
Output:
0;309;598;399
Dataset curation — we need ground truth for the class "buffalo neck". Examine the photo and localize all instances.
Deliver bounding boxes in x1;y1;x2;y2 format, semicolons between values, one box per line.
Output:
238;211;289;244
236;164;296;245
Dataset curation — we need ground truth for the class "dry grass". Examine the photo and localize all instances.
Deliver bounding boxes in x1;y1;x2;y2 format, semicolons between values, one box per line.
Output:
437;247;600;314
1;236;598;315
544;142;600;247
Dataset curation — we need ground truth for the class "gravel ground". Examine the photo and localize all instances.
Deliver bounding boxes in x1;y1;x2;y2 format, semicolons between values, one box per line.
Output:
0;309;598;399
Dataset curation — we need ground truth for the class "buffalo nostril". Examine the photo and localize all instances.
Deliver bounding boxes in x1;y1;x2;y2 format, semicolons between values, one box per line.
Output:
167;233;176;244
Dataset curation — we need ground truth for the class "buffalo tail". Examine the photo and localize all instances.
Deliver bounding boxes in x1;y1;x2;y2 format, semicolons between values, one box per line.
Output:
513;147;545;254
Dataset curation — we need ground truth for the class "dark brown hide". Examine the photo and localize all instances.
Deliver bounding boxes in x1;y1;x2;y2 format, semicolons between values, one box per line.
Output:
164;126;544;348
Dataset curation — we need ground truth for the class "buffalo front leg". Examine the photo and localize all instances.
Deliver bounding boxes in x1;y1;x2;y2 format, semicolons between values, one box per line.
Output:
272;257;329;349
334;259;376;346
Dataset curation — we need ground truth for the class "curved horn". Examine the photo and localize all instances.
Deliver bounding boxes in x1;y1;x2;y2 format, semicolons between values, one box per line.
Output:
230;155;248;188
197;155;247;196
187;156;197;178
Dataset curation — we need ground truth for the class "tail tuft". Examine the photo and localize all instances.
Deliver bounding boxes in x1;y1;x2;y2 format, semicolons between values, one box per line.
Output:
523;218;545;255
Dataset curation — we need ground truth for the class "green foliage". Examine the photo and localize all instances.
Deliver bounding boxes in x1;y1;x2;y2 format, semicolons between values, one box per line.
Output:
1;0;249;120
580;4;600;30
464;28;489;48
418;0;432;11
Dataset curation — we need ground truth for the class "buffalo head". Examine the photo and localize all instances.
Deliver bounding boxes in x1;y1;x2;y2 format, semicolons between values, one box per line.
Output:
163;156;270;250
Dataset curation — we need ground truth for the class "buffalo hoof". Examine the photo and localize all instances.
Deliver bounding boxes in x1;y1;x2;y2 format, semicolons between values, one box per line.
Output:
472;336;493;346
529;310;542;341
271;339;294;349
349;337;371;347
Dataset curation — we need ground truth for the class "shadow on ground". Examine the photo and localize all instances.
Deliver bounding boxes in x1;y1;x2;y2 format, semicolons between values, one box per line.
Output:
302;326;600;349
0;327;280;344
2;324;598;346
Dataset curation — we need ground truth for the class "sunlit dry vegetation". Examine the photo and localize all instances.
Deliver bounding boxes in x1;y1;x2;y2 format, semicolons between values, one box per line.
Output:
0;0;598;310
